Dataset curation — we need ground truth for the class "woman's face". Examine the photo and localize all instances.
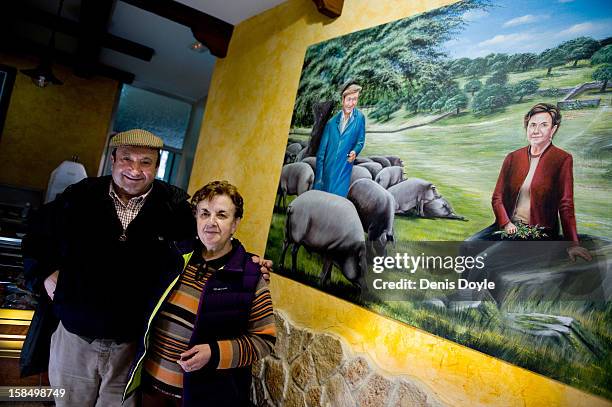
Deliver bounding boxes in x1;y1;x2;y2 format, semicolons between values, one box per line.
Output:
195;194;241;253
526;112;557;149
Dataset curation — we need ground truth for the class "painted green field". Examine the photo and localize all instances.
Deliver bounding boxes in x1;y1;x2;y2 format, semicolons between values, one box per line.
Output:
267;207;612;398
363;96;612;240
269;65;611;398
455;61;597;89
508;62;597;88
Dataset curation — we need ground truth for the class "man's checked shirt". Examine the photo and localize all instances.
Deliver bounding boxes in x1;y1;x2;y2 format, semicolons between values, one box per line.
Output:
109;182;153;232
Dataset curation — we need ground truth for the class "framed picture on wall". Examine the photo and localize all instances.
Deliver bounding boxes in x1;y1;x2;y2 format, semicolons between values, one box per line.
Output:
0;64;17;139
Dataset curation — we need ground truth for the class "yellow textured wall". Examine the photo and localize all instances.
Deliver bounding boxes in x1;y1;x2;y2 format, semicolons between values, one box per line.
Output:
188;0;611;405
0;54;119;190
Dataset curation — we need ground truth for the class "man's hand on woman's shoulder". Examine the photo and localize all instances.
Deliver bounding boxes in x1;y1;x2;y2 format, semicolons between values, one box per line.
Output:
252;256;272;283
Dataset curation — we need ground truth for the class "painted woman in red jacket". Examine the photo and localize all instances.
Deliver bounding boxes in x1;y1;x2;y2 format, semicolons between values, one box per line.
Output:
479;103;591;262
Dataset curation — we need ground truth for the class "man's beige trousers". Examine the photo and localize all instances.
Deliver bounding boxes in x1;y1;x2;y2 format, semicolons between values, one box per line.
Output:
49;321;138;407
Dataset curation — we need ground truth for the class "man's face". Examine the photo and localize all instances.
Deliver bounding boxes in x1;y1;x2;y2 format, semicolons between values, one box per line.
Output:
342;92;360;115
196;195;241;253
526;112;557;149
111;146;158;199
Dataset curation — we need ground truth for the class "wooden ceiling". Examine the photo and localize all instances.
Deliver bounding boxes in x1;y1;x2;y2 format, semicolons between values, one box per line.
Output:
2;0;235;84
2;0;343;90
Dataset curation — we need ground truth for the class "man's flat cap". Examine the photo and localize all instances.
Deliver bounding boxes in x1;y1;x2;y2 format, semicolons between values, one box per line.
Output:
109;129;163;149
342;84;362;97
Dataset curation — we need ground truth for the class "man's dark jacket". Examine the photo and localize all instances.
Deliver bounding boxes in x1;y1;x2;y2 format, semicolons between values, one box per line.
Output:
20;176;195;376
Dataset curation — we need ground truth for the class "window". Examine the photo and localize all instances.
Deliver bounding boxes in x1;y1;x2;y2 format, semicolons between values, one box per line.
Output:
103;84;193;183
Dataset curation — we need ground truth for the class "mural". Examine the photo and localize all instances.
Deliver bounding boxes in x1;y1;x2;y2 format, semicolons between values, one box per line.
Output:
265;0;612;398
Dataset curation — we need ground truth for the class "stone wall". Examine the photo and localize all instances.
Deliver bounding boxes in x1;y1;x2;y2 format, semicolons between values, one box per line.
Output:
561;81;603;101
557;99;601;110
536;87;573;97
251;311;446;407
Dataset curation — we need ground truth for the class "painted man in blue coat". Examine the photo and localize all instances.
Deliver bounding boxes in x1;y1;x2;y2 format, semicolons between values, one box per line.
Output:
314;82;366;197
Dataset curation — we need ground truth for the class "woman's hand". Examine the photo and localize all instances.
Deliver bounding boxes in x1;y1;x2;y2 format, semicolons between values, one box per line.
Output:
567;245;593;262
177;344;211;372
503;222;517;235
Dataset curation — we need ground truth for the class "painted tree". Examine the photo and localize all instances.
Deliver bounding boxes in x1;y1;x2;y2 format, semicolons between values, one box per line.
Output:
290;0;488;126
431;98;446;113
392;48;420;87
466;57;488;78
444;93;468;114
348;58;404;106
449;57;472;76
591;44;612;65
417;89;440;112
507;53;537;72
489;61;509;73
488;53;509;68
464;79;482;96
416;73;462;113
472;84;513;115
485;70;508;86
512;79;540;102
403;92;420;114
539;47;568;76
592;64;612;92
561;36;601;67
370;100;401;122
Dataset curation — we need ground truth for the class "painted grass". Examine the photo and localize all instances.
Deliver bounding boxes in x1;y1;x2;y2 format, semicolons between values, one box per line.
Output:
266;210;611;398
454;63;597;121
360;107;443;130
454;61;595;89
508;63;597;88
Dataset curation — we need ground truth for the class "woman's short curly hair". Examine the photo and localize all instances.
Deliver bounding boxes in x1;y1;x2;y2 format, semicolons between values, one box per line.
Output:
524;103;562;129
190;180;244;219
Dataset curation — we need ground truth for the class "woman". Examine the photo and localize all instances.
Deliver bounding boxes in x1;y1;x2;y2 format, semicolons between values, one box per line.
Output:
124;181;276;406
475;103;591;261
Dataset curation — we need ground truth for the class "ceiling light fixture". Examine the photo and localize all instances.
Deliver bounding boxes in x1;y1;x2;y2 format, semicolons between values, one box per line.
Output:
189;41;208;53
21;0;65;88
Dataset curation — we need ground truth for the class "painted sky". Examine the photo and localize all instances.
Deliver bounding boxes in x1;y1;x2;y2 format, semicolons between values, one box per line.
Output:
443;0;612;59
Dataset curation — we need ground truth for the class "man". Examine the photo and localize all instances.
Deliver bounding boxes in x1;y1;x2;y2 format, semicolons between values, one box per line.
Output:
313;82;366;197
21;129;271;406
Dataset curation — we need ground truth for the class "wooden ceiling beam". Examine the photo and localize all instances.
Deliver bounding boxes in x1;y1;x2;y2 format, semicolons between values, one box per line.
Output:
73;0;115;78
6;2;154;61
312;0;344;18
120;0;233;58
0;36;135;83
